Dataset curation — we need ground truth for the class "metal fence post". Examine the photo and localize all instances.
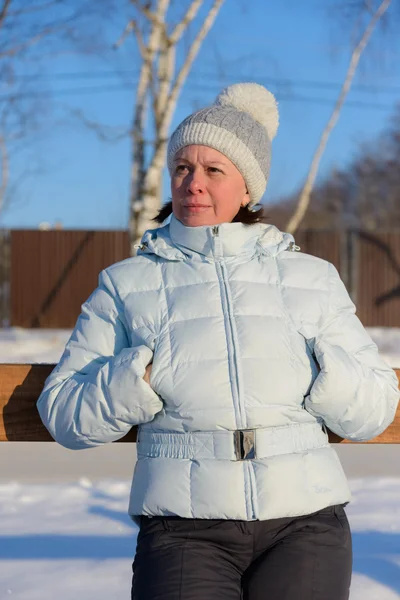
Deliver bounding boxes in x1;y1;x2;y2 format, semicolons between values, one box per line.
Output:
340;228;358;304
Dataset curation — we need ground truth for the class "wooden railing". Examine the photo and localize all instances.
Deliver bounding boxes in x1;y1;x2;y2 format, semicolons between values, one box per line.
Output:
1;364;399;443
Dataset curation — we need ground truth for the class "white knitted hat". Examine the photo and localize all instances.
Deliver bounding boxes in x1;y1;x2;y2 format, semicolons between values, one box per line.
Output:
167;83;279;207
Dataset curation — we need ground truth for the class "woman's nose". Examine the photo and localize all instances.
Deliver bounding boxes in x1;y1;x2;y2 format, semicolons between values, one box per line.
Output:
186;172;204;194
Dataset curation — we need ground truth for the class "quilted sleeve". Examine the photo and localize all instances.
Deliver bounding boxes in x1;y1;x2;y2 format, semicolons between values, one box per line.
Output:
37;269;163;450
304;263;399;441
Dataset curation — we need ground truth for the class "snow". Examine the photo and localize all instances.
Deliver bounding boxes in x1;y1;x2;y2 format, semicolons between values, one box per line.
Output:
1;326;399;367
0;328;71;364
367;328;400;370
0;477;399;599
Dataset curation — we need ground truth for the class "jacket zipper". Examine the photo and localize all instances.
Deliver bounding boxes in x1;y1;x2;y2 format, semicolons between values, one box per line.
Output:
212;225;256;519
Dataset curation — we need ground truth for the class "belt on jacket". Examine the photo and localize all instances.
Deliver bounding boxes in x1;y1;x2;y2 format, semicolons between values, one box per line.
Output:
137;422;329;461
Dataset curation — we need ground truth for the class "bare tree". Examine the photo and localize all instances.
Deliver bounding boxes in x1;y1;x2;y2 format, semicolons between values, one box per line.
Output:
285;0;392;234
271;101;400;232
0;0;101;216
114;0;225;253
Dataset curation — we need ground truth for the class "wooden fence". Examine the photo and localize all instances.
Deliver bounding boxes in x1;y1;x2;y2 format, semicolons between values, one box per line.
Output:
10;230;129;328
1;364;399;444
3;228;400;328
356;231;400;327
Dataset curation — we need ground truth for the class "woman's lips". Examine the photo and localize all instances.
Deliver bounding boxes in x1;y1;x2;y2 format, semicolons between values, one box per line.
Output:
183;204;211;212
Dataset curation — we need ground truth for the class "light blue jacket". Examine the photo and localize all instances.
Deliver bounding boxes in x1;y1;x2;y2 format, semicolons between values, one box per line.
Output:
37;215;400;523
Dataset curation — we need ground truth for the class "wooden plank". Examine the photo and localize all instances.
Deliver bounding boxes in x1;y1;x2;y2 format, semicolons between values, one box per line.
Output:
0;364;399;443
0;364;136;442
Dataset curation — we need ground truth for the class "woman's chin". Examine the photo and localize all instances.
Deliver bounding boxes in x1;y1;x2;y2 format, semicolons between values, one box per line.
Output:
180;208;215;227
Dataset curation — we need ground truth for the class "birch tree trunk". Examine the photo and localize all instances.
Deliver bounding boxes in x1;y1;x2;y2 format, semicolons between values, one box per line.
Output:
125;0;225;254
128;0;170;249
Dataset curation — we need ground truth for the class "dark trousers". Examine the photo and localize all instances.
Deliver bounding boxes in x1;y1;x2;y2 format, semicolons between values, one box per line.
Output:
132;504;352;600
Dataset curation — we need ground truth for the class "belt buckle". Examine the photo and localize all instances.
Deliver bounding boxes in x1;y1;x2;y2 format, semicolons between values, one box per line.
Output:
234;429;256;460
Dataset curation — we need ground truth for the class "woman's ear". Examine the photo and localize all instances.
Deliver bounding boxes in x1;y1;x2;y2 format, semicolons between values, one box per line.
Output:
241;191;250;208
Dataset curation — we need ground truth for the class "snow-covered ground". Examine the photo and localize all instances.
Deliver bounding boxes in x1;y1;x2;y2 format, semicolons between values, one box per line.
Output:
0;477;399;599
1;326;399;367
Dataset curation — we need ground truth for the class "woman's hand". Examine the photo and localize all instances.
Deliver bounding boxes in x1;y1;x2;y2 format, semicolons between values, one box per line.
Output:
143;363;153;385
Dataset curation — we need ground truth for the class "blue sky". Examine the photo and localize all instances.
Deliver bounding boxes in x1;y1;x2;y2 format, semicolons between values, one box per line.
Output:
1;0;400;230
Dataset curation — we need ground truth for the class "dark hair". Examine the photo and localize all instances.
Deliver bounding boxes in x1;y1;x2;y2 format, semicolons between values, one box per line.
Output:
152;200;269;226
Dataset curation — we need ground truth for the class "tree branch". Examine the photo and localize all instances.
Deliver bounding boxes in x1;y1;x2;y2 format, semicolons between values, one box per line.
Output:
0;19;70;60
160;0;225;138
286;0;392;234
131;19;147;58
113;19;135;49
154;0;204;123
114;16;148;62
169;0;203;45
134;1;165;28
69;108;130;143
0;0;11;29
6;1;62;17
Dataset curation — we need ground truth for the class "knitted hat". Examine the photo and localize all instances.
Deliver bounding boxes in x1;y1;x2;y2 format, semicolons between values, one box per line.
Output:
167;82;279;207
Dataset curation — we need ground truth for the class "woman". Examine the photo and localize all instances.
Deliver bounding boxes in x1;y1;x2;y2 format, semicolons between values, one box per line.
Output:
37;83;400;600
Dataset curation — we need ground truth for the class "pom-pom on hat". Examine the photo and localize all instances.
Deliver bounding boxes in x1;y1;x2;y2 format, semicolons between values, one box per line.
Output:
167;82;279;207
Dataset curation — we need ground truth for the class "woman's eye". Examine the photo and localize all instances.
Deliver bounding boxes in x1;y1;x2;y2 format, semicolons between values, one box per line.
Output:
208;167;222;173
176;165;189;173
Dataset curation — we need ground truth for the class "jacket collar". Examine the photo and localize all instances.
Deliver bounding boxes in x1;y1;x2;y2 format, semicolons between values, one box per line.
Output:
139;214;298;261
170;214;267;259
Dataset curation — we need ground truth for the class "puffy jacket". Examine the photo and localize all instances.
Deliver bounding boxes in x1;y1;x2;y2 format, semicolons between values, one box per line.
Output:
37;215;400;523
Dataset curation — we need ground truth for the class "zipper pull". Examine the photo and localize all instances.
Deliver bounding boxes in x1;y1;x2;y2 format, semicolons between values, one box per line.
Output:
288;241;301;252
135;241;149;252
212;225;219;236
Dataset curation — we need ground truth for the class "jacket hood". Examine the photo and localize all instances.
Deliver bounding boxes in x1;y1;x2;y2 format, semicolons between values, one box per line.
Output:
137;214;299;261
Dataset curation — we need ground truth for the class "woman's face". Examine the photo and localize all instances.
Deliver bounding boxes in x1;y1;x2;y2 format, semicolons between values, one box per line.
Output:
171;145;249;227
